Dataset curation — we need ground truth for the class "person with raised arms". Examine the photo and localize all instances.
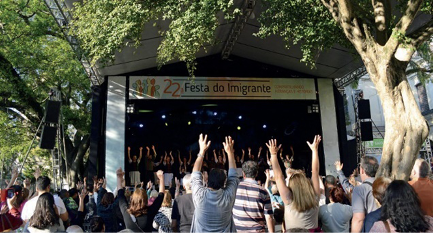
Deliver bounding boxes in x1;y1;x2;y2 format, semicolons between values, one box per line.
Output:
190;134;240;232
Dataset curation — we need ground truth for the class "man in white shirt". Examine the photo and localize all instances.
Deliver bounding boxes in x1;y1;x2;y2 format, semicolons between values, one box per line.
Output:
21;176;69;223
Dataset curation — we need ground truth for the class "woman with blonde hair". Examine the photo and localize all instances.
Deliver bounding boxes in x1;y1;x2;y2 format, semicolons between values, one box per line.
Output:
267;135;322;231
153;190;173;232
117;168;165;232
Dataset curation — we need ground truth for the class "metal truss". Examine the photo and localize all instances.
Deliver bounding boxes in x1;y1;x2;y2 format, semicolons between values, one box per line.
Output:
334;65;367;90
43;0;102;86
221;0;256;60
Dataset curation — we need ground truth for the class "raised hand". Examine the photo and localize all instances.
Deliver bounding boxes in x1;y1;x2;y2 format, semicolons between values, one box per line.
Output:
265;169;270;178
156;170;164;179
334;161;343;171
139;147;143;151
222;136;235;155
266;139;282;155
175;177;180;188
152;145;155;150
307;135;321;151
116;168;124;178
128;147;131;151
146;146;150;151
76;181;84;190
33;167;41;179
242;149;245;154
198;134;211;154
24;178;31;188
79;189;88;200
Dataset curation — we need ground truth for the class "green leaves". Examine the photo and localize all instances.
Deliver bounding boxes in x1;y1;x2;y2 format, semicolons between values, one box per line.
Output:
71;0;235;75
256;0;350;67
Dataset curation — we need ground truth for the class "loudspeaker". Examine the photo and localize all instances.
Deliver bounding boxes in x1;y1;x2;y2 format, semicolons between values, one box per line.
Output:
358;99;371;119
39;126;57;149
44;101;61;124
360;122;373;141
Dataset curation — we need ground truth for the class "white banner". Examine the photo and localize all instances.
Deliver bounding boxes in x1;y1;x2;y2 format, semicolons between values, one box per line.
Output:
128;76;316;100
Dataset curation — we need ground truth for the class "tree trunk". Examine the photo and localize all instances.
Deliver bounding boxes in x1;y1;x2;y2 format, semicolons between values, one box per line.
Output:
369;57;429;180
69;135;90;188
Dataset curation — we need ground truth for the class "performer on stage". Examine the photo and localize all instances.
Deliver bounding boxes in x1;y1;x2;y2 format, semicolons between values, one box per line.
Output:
127;146;143;186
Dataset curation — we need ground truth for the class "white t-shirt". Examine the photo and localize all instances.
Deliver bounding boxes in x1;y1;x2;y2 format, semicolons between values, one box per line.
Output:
21;194;67;221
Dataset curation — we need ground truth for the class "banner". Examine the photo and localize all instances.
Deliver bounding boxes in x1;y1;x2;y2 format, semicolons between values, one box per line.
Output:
129;76;316;100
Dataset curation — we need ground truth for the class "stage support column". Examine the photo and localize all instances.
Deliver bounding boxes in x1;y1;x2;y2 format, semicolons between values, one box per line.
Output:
105;76;126;192
317;79;341;176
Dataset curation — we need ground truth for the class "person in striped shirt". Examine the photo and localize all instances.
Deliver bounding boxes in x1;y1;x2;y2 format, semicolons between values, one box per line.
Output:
233;160;275;232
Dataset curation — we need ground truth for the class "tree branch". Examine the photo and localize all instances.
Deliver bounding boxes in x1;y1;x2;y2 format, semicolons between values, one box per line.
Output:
372;0;391;45
384;0;424;58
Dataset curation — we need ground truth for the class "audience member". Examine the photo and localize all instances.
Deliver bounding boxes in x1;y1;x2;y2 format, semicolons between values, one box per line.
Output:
324;175;337;204
370;180;432;232
319;186;353;232
89;216;105;232
171;174;194;233
28;193;65;233
153;190;173;232
0;195;23;232
21;176;68;226
233;160;274;232
117;168;165;232
409;158;433;217
268;136;322;231
363;177;392;232
66;225;84;233
264;169;284;211
190;134;240;232
96;178;120;232
350;156;379;232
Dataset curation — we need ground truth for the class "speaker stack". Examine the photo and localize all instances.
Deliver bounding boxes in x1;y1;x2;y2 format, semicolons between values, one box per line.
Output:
39;101;61;149
358;99;373;141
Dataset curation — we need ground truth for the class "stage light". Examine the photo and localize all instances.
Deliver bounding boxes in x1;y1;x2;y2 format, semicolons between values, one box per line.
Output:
238;115;242;119
162;115;166;119
139;124;143;128
188;121;191;125
165;122;168;126
237;126;241;130
263;124;267;129
192;111;197;114
213;112;217;116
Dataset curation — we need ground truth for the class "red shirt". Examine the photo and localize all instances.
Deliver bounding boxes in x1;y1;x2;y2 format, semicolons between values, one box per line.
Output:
409;178;433;217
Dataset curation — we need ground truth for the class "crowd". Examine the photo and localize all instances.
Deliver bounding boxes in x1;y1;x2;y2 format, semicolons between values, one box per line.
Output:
0;133;432;233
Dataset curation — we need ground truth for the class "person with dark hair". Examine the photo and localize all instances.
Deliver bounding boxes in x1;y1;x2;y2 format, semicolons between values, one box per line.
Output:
324;175;336;204
153;190;173;232
233;160;274;232
190;134;240;232
409;158;433;217
21;176;68;226
89;216;105;232
319;186;353;232
128;146;143;186
117;168;166;232
350;156;379;232
145;145;157;183
171;174;194;233
268;135;322;230
96;177;119;232
28;193;65;232
370;180;433;232
363;177;392;232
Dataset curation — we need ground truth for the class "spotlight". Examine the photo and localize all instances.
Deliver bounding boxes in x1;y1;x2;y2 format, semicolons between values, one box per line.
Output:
237;126;241;130
263;125;267;129
192;111;197;114
165;122;168;126
213;112;217;116
162;115;166;119
139;124;143;128
238;115;242;119
188;121;191;125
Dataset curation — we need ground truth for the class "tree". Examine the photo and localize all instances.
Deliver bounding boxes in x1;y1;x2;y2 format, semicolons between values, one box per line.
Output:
70;0;433;180
0;0;91;187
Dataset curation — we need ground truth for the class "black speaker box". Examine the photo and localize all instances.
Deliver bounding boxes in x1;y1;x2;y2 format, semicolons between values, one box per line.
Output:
361;122;373;141
39;126;57;149
44;101;61;124
358;99;371;119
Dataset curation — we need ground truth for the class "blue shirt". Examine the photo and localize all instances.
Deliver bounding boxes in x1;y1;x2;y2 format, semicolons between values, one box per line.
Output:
190;168;240;232
363;207;382;232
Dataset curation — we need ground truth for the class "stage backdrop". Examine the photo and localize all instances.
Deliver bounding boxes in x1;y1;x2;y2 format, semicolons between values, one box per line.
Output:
129;77;316;100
